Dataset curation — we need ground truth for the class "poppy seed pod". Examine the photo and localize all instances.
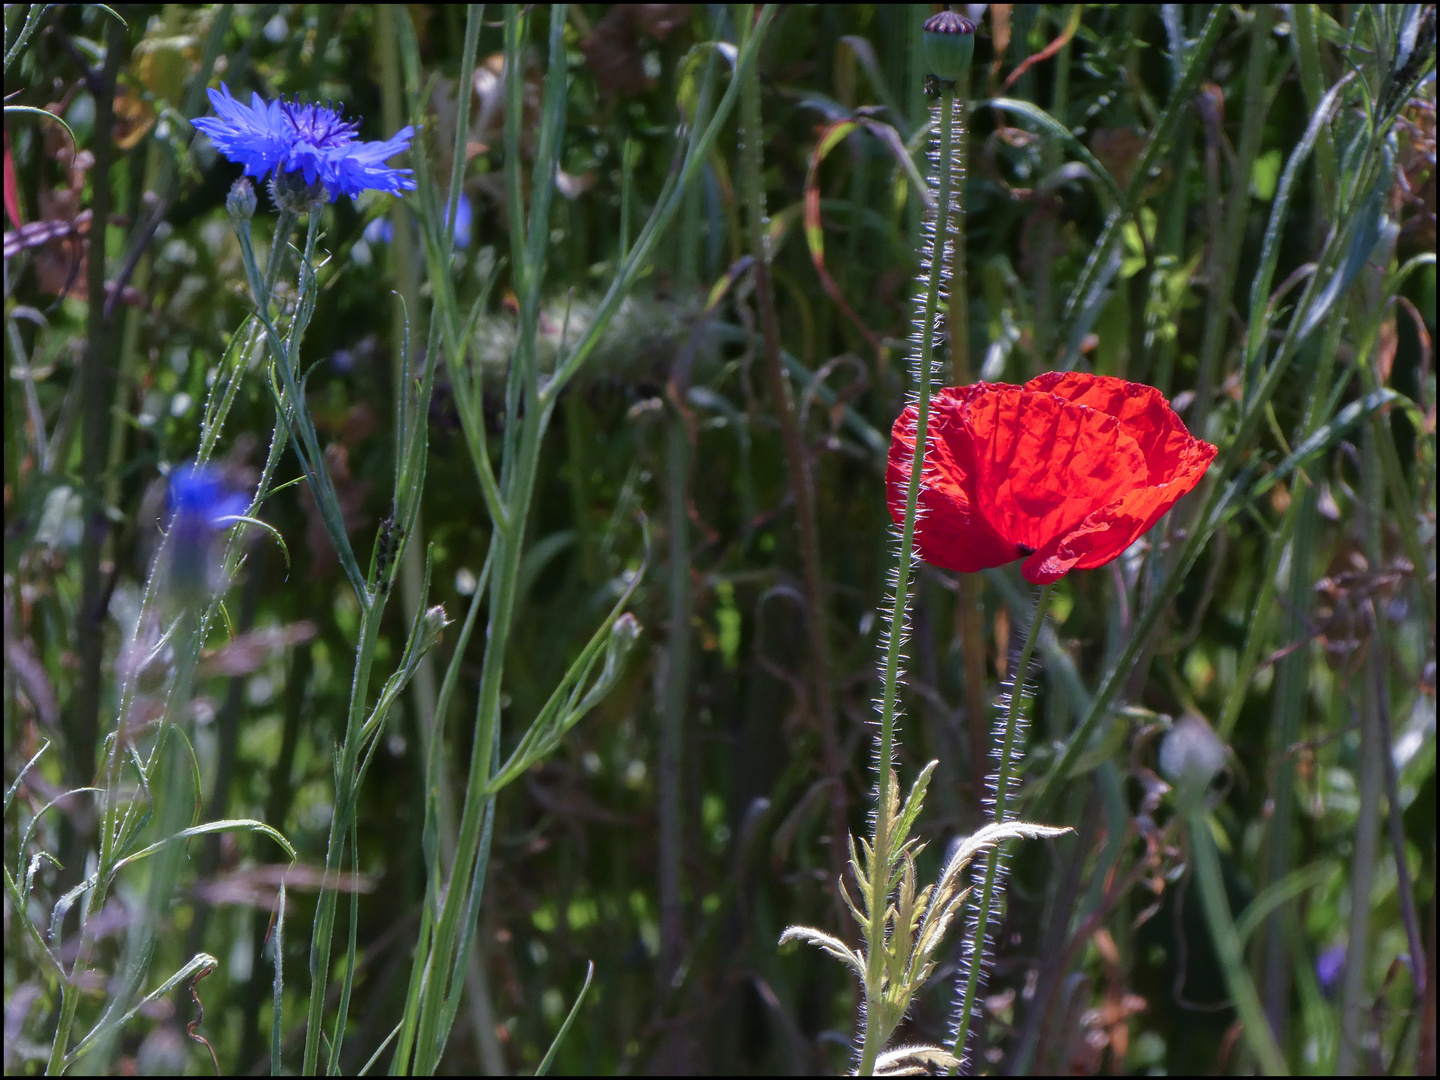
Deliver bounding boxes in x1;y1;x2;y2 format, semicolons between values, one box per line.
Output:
922;10;976;82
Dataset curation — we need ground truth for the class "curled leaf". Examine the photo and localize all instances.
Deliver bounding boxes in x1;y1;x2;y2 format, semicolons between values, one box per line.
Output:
778;925;866;979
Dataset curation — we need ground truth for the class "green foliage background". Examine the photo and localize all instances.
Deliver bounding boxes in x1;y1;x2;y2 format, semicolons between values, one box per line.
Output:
3;3;1434;1074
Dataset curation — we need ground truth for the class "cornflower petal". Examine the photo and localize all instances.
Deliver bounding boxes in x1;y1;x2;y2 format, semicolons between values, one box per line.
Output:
193;85;289;180
324;127;417;198
193;83;415;203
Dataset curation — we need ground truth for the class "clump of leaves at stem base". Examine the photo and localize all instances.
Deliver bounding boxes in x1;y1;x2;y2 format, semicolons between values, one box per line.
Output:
781;762;1069;1073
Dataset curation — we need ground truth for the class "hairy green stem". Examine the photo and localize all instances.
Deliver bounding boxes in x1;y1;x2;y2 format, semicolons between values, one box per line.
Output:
951;582;1054;1067
942;66;990;809
857;81;954;1079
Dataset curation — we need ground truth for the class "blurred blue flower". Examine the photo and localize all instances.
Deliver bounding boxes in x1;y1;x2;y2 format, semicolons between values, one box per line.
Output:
363;192;472;249
1315;943;1345;997
193;83;416;201
448;193;474;249
167;464;247;604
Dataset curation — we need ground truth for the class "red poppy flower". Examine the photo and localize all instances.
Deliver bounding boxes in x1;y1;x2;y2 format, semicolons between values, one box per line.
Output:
887;373;1217;584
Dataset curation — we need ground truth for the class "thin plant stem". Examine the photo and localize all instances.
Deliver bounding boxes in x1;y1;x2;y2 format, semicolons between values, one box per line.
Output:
47;21;124;1070
1186;808;1291;1075
658;407;690;990
738;2;848;898
1261;316;1341;1034
65;4;123;814
1191;2;1276;436
951;582;1054;1068
1338;422;1390;1073
302;594;384;1074
857;80;955;1080
942;64;990;811
405;10;568;1067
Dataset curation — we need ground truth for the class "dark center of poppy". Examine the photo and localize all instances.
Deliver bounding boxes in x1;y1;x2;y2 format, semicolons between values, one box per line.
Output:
1016;543;1036;556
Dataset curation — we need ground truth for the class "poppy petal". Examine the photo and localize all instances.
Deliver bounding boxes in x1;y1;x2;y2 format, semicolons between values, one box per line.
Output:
888;389;1016;573
967;386;1149;557
1027;371;1201;474
887;374;1216;583
1023;437;1217;580
1016;373;1218;583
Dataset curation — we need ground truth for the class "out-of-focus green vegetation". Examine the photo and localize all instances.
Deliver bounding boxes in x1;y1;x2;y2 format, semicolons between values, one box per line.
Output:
3;4;1434;1075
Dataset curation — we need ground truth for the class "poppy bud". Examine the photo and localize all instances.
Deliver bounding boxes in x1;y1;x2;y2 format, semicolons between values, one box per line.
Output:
227;177;256;220
922;10;976;83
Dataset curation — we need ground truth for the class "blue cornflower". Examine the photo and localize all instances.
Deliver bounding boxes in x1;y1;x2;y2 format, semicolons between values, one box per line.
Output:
193;83;416;202
166;463;247;605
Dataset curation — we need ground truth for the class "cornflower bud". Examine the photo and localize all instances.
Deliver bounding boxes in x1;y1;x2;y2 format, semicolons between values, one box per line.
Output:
269;168;328;216
227;177;257;220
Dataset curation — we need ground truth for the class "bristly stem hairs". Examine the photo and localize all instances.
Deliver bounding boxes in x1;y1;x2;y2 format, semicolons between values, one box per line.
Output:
779;12;1067;1076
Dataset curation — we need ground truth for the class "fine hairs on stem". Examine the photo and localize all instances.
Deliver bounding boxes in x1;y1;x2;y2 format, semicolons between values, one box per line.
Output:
949;584;1055;1068
779;55;1066;1077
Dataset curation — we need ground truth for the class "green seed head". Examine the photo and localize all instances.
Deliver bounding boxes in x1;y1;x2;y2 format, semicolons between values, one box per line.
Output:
922;9;976;83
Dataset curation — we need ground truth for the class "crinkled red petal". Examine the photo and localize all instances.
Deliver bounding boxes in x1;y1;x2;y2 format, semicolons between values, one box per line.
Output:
887;389;1017;573
964;386;1147;572
1018;375;1218;583
887;374;1217;583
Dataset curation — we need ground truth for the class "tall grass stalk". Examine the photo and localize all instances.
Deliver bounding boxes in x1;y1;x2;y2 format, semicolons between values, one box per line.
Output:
737;2;848;898
391;7;778;1072
1185;804;1290;1075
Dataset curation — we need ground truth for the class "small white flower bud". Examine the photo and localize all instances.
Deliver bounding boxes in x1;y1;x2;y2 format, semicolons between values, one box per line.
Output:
419;604;450;652
1159;714;1227;807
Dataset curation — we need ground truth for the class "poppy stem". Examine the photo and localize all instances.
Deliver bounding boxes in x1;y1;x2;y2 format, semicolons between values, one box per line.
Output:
950;581;1055;1069
858;80;957;1077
